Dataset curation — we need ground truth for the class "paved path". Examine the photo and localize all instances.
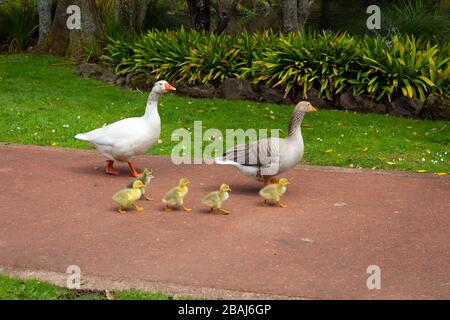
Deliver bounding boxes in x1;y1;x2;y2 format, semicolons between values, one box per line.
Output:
0;143;449;299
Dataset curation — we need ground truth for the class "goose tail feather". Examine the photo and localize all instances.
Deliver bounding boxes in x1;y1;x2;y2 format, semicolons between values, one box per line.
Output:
75;133;90;141
214;157;238;166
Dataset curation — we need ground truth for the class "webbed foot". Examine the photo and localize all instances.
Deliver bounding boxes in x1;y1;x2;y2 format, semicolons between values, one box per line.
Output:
181;205;192;212
278;202;288;208
132;204;144;212
106;160;119;175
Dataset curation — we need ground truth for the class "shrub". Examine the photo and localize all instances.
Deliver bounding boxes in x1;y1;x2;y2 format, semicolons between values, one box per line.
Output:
102;29;450;102
251;31;361;100
385;0;450;42
0;0;38;52
239;30;280;79
434;42;450;99
359;35;449;101
105;28;258;86
102;37;135;73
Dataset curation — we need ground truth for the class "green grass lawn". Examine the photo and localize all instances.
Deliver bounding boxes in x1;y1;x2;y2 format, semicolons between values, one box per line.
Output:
0;54;448;173
0;274;185;300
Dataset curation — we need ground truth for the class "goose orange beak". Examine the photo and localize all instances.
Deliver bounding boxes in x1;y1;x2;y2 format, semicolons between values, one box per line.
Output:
164;83;176;92
310;106;318;112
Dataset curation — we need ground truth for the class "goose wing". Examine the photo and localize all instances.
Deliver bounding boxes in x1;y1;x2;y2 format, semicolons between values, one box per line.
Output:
76;117;147;147
259;185;279;200
223;137;281;168
201;191;220;206
112;189;133;206
162;187;182;204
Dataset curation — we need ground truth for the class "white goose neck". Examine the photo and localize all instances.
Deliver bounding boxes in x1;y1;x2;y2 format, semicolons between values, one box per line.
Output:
144;91;161;119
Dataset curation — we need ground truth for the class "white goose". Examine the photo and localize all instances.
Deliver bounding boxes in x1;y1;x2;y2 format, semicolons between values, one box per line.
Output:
75;80;176;177
215;101;317;184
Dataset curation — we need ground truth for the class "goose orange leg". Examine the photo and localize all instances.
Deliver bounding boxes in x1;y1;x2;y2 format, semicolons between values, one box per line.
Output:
127;161;141;177
105;160;119;175
263;176;279;185
270;177;280;184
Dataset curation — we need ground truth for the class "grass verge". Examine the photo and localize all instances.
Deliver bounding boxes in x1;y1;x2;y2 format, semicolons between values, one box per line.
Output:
0;274;184;300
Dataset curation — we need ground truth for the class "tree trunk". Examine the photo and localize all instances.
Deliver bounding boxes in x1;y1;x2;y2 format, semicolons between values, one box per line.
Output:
212;0;238;34
282;0;313;33
36;0;103;60
282;0;299;33
114;0;121;23
128;0;136;31
120;0;148;32
37;0;54;43
297;0;313;27
136;0;148;31
187;0;211;32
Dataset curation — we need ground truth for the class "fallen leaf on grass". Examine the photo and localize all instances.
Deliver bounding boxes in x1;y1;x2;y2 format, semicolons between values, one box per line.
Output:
416;169;428;173
386;161;396;165
434;172;448;176
325;149;333;154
